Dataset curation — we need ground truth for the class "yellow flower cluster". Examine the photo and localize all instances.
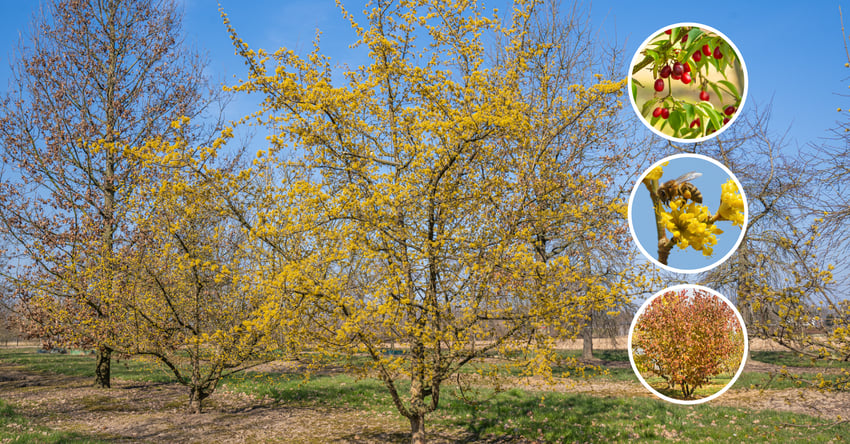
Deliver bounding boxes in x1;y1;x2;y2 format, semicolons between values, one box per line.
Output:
660;199;723;256
716;179;745;226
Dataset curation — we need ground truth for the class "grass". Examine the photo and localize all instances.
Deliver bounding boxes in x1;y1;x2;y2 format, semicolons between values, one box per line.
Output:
752;351;850;369
642;373;735;400
0;398;104;443
3;347;850;442
0;348;174;383
220;370;850;443
439;388;849;442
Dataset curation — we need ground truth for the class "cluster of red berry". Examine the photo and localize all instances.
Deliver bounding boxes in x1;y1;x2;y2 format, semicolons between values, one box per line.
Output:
653;60;692;92
648;29;737;133
692;43;723;63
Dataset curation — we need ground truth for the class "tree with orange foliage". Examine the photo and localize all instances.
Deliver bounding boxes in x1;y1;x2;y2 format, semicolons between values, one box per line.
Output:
0;0;214;388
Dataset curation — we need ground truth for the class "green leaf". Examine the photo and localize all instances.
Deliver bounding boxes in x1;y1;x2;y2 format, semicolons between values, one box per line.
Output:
672;27;684;43
687;28;704;42
645;48;657;59
709;82;724;102
720;42;737;64
697;102;723;131
641;99;656;117
683;103;695;125
717;80;740;100
669;110;682;134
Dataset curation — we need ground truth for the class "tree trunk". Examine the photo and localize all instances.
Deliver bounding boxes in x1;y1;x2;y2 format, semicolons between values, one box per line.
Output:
581;321;593;360
409;413;426;444
94;345;112;388
188;349;205;413
188;387;204;414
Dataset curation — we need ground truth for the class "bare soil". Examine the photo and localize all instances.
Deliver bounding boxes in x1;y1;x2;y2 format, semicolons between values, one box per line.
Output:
0;362;495;443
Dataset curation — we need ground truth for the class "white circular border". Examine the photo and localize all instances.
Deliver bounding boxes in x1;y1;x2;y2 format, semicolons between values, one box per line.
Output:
627;284;749;405
628;153;749;274
627;22;749;143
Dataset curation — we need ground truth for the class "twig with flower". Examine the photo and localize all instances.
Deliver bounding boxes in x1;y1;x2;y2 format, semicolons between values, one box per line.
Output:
643;165;745;266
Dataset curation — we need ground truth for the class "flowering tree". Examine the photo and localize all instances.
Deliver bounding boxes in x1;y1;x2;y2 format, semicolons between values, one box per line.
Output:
110;120;279;413
632;288;744;399
218;0;646;442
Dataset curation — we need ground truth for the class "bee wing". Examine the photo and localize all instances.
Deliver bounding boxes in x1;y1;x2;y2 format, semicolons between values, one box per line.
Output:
672;171;702;183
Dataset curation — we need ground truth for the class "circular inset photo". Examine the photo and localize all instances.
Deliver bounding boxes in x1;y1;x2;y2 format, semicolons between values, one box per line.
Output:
628;23;747;142
628;153;748;273
628;285;747;404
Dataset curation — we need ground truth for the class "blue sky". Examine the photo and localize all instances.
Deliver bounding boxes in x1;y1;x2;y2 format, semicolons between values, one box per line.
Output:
1;1;847;147
0;1;846;283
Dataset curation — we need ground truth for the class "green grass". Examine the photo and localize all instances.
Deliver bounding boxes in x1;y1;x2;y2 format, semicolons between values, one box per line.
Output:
642;373;735;400
0;348;183;383
751;351;850;369
3;347;850;442
220;371;850;443
222;371;394;410
440;389;849;442
0;398;104;443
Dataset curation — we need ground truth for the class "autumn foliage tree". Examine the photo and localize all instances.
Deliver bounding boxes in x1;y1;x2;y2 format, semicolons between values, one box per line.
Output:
219;1;644;442
0;0;214;388
631;287;744;399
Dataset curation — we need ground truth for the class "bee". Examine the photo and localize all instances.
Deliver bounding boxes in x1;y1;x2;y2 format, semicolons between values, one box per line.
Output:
657;171;703;205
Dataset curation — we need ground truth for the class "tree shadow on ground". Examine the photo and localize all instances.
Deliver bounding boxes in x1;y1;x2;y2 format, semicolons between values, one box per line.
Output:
446;389;656;442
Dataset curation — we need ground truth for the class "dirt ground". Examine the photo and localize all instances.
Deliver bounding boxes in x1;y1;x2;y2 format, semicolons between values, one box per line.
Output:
2;352;850;443
0;361;519;443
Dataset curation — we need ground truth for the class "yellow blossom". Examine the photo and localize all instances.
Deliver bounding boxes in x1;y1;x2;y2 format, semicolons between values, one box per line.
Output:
716;179;745;226
663;199;723;256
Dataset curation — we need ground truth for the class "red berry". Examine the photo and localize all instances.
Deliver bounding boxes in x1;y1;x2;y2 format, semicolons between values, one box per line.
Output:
661;108;670;119
700;90;710;101
660;65;671;78
681;72;692;84
724;105;736;116
681;33;688;43
713;46;723;59
683;62;691;73
665;29;672;35
672;73;681;80
690;118;701;128
672;62;684;77
653;107;663;118
702;44;711;56
654;78;665;92
723;117;730;125
692;51;702;62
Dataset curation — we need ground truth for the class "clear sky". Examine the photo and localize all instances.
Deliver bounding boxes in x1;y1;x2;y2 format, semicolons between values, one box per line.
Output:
0;1;847;147
0;1;846;286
